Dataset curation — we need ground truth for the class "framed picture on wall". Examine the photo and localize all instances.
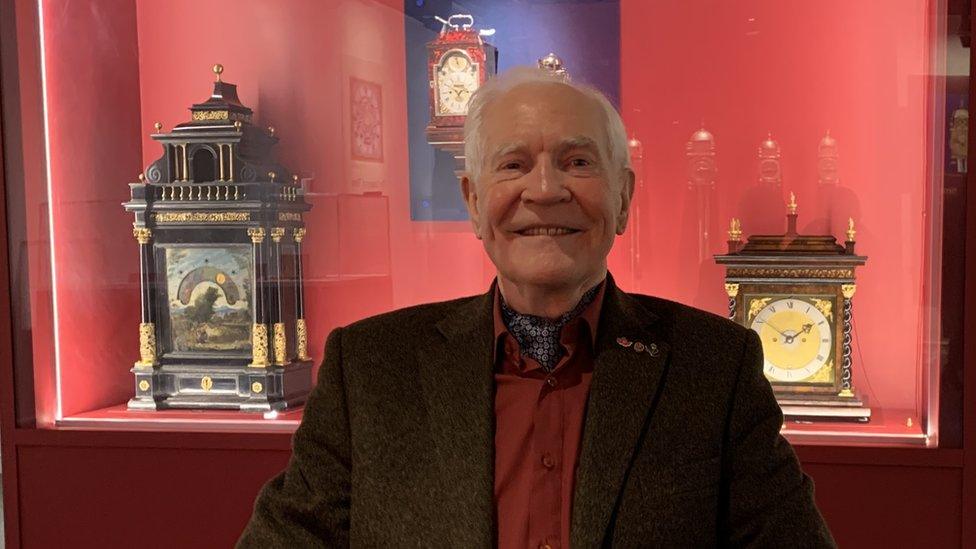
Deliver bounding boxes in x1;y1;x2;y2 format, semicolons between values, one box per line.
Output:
350;77;384;162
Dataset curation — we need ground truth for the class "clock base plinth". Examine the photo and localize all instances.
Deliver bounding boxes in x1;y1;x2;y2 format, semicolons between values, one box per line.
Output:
127;361;313;413
424;128;466;175
777;395;871;423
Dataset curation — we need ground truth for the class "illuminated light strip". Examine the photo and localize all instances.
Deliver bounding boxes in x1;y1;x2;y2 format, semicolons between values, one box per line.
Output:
37;0;64;421
57;415;300;433
782;428;929;445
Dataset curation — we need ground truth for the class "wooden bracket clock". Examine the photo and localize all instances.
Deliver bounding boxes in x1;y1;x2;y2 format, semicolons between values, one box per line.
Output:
123;64;313;412
425;14;497;171
715;194;870;422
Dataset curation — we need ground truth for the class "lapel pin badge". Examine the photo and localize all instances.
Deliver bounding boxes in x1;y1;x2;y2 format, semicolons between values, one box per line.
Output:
617;337;660;357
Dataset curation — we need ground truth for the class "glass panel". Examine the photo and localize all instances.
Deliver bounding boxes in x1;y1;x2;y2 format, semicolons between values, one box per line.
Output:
1;0;967;444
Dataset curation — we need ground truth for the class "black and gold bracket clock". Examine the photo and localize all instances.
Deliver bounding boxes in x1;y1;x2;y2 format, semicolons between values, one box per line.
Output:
715;194;870;422
123;65;312;412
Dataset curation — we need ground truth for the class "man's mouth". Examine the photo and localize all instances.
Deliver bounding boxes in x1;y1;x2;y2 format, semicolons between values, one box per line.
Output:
515;226;581;236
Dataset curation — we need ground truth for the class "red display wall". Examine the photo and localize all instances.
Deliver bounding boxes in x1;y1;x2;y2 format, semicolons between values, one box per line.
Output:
1;0;974;547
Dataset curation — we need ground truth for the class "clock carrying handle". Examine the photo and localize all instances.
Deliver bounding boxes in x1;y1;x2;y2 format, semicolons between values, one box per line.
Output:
447;14;474;30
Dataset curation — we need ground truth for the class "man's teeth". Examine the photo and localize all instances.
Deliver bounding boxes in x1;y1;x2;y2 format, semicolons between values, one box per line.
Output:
520;227;577;236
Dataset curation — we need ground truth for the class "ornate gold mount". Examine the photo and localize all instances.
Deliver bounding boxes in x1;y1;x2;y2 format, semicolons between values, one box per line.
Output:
249;323;270;367
135;322;158;368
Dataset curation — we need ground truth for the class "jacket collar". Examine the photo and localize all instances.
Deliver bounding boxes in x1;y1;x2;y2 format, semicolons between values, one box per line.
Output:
419;273;671;547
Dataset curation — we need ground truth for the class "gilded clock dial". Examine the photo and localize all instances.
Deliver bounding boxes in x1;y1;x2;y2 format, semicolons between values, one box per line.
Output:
750;297;833;383
435;51;478;116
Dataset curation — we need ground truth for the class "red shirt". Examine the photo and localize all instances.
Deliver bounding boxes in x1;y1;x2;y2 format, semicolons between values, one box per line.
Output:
493;283;605;549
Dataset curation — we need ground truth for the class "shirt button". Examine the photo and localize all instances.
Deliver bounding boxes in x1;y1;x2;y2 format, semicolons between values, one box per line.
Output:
545;376;557;387
540;545;553;549
542;453;555;469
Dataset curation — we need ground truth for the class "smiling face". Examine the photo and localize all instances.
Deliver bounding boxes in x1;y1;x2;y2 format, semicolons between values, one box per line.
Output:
460;82;634;293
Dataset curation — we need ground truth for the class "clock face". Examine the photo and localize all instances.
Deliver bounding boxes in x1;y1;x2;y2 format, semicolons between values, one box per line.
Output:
435;51;479;116
749;296;834;383
759;158;781;179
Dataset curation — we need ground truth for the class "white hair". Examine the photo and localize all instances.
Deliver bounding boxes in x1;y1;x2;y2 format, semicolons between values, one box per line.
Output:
463;66;630;182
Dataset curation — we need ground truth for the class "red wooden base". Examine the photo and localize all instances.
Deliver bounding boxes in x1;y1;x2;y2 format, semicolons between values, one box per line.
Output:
4;431;965;548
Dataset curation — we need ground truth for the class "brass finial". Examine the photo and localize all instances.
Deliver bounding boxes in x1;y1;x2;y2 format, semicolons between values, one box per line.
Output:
213;63;224;82
153;122;162;132
234;120;242;132
292;174;299;183
268;171;276;183
267;125;275;136
137;173;145;182
788;192;798;214
728;218;742;241
846;218;856;241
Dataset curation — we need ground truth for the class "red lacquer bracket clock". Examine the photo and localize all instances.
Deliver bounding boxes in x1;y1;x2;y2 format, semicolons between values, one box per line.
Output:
425;14;497;169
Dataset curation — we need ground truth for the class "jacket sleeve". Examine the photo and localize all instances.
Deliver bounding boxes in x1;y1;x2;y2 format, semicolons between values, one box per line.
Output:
720;328;837;548
237;328;351;548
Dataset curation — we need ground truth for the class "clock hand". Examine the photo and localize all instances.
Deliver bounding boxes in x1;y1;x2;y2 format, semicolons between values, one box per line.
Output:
783;323;814;345
764;320;790;339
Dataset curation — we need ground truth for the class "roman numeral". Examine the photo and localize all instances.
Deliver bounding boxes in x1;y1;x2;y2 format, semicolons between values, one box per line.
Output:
787;301;794;309
819;321;826;325
817;354;825;361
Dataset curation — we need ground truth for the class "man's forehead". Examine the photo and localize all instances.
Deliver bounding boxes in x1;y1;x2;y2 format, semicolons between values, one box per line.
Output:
481;83;608;153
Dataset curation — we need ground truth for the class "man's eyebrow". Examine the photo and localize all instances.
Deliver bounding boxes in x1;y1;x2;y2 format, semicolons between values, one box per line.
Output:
488;141;530;163
555;135;600;154
487;136;602;165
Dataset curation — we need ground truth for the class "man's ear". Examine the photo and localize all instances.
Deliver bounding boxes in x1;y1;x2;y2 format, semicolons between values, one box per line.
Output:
615;168;636;235
459;174;483;239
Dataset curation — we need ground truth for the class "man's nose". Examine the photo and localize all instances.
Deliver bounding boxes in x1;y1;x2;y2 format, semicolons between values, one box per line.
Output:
520;156;571;204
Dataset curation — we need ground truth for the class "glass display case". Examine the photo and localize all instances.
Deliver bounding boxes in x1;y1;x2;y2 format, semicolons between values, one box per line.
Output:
1;0;969;447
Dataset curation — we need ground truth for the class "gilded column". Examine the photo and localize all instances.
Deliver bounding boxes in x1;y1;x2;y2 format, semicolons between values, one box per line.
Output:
133;227;157;368
839;283;857;397
293;227;310;361
248;227;270;367
724;283;739;321
270;227;287;365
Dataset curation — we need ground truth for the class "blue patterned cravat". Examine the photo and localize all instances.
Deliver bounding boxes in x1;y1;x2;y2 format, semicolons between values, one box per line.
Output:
499;284;601;372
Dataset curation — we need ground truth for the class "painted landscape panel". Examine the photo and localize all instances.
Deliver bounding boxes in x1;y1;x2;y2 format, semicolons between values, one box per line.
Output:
165;246;252;353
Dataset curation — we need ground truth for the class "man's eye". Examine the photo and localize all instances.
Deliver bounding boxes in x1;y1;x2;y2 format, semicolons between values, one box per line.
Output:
569;158;592;168
500;161;522;171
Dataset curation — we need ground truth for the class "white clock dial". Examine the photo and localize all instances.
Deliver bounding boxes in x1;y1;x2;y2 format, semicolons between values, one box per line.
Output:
435;51;478;116
750;297;833;383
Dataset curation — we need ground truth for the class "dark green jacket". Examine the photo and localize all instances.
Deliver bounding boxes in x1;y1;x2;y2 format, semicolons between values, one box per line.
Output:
238;277;836;547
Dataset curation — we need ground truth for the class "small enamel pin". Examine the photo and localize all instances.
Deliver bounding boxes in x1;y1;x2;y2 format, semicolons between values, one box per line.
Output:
616;337;660;357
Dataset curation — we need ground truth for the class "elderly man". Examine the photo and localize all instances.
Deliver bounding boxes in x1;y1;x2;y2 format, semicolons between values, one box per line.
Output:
238;67;835;548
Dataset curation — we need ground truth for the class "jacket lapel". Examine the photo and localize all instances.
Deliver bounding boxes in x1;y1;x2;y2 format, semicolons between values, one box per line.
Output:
570;279;672;548
418;290;496;547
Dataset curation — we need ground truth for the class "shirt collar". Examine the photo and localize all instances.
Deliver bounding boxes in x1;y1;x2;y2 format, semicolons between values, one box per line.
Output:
491;278;606;362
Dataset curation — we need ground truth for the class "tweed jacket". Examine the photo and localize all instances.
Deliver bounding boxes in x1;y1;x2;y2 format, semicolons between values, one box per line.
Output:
238;277;836;548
